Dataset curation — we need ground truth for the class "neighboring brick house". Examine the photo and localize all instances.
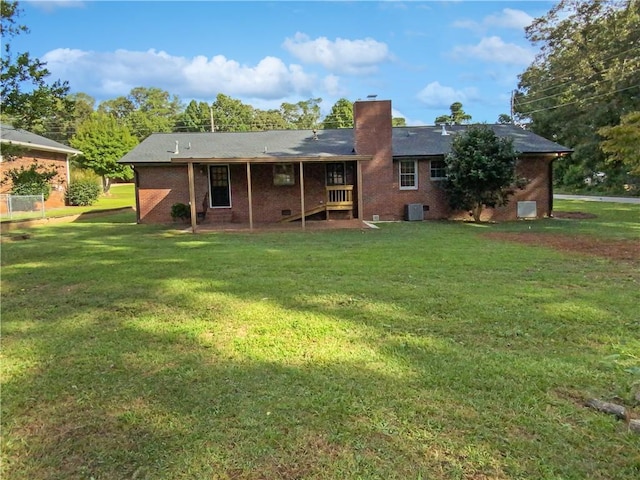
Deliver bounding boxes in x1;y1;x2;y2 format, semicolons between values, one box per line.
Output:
1;124;81;208
119;99;572;229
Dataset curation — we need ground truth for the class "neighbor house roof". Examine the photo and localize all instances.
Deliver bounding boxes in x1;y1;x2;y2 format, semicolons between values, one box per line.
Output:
1;123;81;155
392;124;573;157
120;124;572;165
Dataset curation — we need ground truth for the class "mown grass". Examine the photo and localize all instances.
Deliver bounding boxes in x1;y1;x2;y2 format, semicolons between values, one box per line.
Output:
46;183;135;217
1;201;639;479
0;183;135;222
487;199;640;240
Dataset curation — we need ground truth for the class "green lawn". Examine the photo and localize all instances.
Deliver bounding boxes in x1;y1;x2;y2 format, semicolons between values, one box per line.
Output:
47;183;135;217
1;183;135;222
1;201;639;479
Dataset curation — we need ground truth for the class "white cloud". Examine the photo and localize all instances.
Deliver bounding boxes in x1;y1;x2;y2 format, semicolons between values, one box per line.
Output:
323;75;347;97
41;48;322;100
391;108;424;126
182;54;315;99
453;8;533;32
416;81;478;109
486;8;534;30
282;32;390;75
450;36;535;65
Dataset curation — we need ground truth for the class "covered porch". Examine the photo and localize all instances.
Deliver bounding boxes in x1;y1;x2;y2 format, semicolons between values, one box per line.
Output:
171;154;372;233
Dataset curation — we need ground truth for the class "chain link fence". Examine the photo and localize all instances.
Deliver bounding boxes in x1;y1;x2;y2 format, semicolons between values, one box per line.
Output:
0;194;46;220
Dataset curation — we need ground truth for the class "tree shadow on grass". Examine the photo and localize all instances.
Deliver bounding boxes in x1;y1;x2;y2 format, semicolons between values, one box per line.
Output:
2;222;639;479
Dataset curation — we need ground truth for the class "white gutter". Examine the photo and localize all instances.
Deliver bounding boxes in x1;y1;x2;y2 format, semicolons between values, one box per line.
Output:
1;139;82;156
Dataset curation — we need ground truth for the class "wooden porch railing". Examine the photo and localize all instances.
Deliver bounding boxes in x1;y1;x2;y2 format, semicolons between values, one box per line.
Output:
326;185;353;219
326;185;353;207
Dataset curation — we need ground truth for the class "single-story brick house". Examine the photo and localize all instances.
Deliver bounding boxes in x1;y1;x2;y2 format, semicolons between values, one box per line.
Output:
119;99;572;230
1;124;81;208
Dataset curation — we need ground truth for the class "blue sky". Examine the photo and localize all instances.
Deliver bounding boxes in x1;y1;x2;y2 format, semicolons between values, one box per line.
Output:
18;0;557;125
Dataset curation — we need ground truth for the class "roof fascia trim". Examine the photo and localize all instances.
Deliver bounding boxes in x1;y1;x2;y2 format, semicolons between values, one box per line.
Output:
1;139;81;156
170;155;372;164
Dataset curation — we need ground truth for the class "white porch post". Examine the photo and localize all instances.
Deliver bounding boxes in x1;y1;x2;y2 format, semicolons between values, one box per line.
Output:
246;162;254;231
299;161;306;230
188;161;197;233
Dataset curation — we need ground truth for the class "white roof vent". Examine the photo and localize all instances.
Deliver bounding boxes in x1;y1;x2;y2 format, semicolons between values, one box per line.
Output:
174;141;179;154
441;125;450;136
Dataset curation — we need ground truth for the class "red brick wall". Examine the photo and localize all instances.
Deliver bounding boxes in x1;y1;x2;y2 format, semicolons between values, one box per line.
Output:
389;159;451;220
434;154;554;221
498;155;553;220
136;165;184;223
353;100;554;222
135;162;330;224
232;163;327;223
0;149;69;209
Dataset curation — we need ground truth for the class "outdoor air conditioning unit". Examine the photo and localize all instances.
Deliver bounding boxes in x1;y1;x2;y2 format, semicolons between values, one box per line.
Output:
405;203;424;221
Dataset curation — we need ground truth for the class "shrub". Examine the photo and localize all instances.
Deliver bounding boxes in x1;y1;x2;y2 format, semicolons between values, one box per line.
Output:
171;203;191;221
66;178;101;206
3;163;57;200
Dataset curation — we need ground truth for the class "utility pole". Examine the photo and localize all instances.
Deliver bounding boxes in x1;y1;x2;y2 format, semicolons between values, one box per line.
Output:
510;90;515;123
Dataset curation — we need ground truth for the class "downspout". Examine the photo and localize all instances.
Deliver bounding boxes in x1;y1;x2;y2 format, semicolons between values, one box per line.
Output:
66;155;71;187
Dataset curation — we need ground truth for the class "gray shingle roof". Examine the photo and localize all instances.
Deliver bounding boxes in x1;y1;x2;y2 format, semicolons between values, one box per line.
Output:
119;124;572;164
1;123;81;155
119;129;355;164
393;124;573;157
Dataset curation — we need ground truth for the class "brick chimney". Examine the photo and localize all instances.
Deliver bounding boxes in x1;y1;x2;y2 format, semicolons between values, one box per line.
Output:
353;99;394;220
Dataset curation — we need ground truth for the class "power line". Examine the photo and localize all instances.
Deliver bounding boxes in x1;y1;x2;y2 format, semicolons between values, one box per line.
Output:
514;74;631;109
516;45;640;96
523;83;640;115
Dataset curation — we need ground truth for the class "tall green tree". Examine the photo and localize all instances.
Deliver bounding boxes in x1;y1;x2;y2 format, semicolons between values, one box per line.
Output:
515;0;640;192
98;87;181;141
0;0;72;130
252;108;288;131
176;100;211;132
322;98;354;129
211;93;254;132
435;102;472;125
599;110;640;177
280;98;322;129
70;112;138;193
40;92;95;145
443;125;525;222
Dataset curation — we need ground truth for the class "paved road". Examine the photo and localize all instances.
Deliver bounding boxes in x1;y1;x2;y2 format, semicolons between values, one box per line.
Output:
554;194;640;204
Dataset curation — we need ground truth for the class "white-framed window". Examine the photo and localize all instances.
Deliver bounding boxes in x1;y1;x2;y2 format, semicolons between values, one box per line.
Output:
273;163;295;186
399;159;418;190
430;159;447;180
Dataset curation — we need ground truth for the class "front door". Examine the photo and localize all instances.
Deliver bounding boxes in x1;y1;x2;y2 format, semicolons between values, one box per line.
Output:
209;165;231;207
